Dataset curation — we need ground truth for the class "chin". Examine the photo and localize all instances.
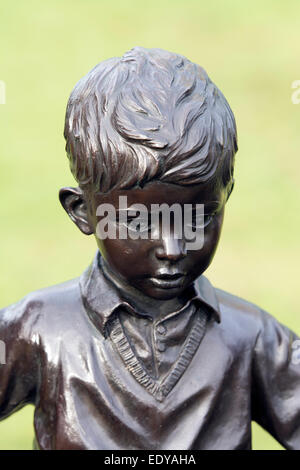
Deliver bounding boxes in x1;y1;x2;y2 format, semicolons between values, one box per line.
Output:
144;286;185;301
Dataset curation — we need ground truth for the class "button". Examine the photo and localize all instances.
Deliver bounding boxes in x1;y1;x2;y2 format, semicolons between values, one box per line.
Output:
156;324;167;335
157;341;166;352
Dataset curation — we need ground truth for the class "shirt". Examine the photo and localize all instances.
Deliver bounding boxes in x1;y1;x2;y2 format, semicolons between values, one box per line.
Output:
0;251;300;450
93;255;220;400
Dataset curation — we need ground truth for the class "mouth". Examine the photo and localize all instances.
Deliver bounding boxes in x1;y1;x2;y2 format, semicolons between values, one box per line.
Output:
148;272;185;289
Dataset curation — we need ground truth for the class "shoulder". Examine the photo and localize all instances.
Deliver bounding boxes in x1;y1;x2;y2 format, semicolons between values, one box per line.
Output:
24;277;82;310
214;284;299;343
0;277;82;339
205;283;299;360
212;284;276;341
215;287;263;318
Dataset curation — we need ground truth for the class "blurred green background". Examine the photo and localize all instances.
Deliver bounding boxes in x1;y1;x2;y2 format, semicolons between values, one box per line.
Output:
0;0;299;450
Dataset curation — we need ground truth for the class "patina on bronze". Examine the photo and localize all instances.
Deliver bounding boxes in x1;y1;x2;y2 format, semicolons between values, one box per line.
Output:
0;47;299;450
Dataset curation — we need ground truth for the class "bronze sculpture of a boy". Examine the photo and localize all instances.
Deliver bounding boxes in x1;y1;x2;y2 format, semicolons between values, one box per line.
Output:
0;47;299;450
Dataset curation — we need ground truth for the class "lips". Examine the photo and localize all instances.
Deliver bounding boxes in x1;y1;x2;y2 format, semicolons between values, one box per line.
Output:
149;272;185;289
155;273;184;280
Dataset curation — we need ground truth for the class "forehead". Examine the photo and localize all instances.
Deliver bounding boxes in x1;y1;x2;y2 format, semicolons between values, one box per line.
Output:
92;181;226;208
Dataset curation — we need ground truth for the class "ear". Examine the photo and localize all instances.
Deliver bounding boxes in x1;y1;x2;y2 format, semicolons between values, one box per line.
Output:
59;187;94;235
226;179;235;202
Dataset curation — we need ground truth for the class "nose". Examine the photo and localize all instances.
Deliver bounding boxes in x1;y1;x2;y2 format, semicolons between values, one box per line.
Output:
155;236;187;262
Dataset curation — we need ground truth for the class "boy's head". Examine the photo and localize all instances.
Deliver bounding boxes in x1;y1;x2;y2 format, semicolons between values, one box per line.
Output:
63;46;237;193
60;47;238;302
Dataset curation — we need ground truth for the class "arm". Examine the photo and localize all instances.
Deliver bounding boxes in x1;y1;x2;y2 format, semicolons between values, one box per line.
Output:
0;297;40;420
251;310;300;449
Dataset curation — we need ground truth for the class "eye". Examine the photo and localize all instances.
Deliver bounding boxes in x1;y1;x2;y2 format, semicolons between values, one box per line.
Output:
204;212;217;226
117;214;153;233
190;211;217;229
129;218;152;233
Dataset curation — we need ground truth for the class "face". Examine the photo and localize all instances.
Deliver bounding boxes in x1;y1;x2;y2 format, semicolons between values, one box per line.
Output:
80;179;229;301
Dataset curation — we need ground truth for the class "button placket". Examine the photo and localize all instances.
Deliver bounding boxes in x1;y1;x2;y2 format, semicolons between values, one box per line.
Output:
154;322;167;354
156;324;167;335
156;341;166;353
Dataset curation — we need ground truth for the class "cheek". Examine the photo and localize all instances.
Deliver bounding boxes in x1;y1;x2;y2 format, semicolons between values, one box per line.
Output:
206;212;224;247
96;237;155;279
204;211;224;254
97;238;135;263
187;212;224;269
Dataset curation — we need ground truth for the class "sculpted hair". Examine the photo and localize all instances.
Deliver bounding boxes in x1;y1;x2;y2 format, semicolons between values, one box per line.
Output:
64;47;238;193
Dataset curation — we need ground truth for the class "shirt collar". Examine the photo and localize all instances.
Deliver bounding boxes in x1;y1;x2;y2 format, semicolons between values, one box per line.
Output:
79;251;221;337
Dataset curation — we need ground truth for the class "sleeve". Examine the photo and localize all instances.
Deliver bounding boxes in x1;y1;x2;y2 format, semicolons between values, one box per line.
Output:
251;310;300;449
0;296;40;420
